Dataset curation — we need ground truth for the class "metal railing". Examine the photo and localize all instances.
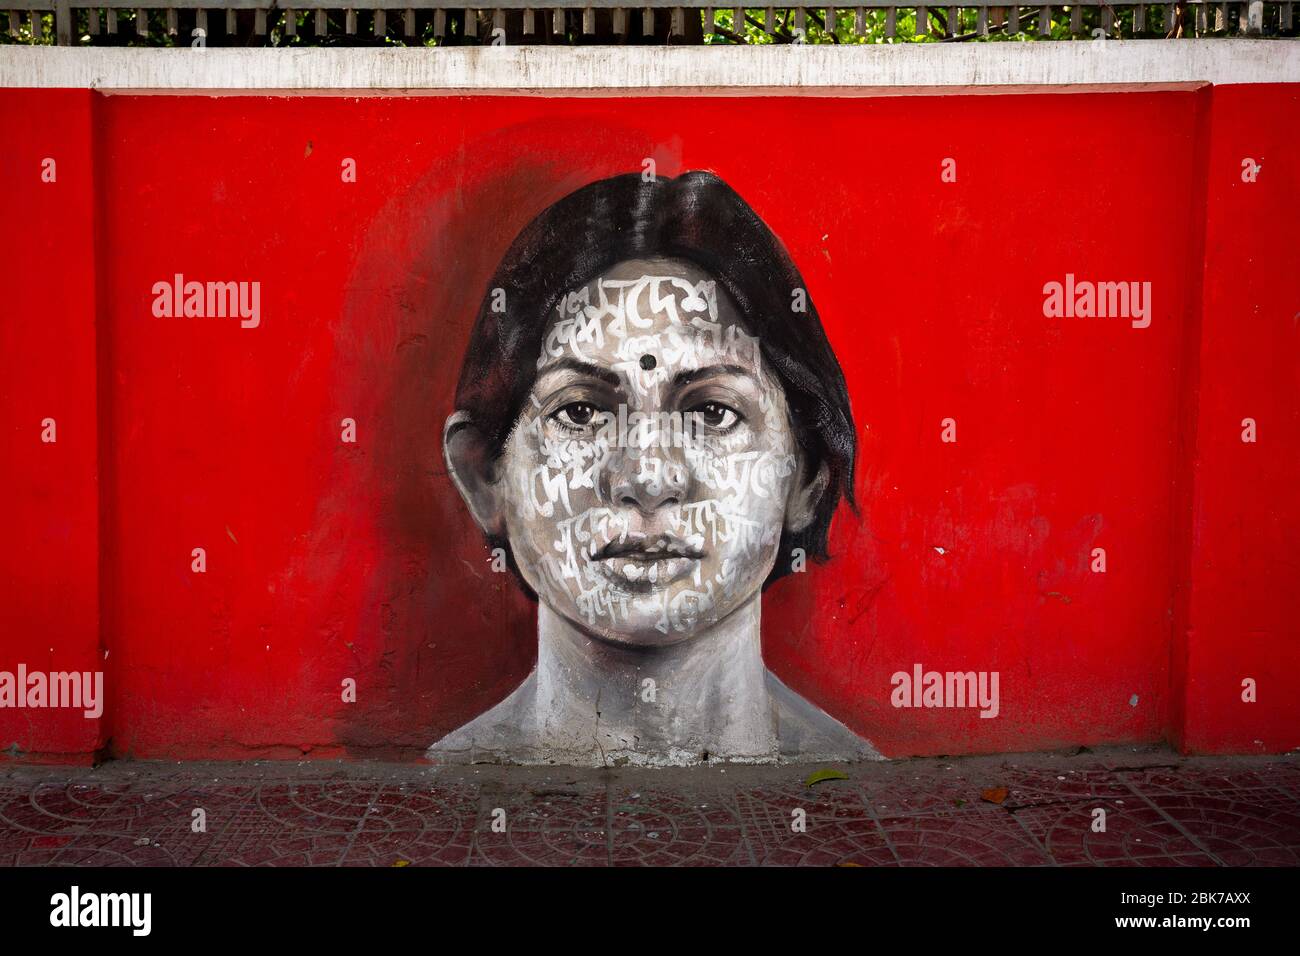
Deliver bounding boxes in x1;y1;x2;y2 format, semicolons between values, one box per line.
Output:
3;1;1295;45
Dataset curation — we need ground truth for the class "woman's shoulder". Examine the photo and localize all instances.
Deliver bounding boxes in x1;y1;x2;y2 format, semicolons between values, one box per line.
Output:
427;667;881;765
764;669;883;763
426;673;541;764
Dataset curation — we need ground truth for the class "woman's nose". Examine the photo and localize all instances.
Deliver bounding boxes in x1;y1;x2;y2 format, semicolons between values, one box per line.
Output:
607;449;689;515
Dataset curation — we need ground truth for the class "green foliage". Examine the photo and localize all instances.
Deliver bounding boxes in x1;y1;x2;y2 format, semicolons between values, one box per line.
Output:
0;5;1288;47
701;6;1183;44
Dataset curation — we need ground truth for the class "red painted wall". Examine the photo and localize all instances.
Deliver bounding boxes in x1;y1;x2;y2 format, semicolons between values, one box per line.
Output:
1175;84;1300;755
0;85;1295;762
0;90;103;763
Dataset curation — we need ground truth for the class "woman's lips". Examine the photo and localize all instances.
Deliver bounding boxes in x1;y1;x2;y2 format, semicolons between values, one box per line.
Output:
597;554;697;589
590;536;703;590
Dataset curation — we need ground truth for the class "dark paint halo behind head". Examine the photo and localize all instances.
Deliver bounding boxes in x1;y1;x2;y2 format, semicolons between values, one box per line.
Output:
453;170;856;592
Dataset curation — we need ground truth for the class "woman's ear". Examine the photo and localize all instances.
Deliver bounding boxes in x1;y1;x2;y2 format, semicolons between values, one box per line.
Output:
784;454;831;535
443;410;505;537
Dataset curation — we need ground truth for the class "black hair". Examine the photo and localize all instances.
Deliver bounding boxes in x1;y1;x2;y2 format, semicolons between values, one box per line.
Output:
454;170;856;590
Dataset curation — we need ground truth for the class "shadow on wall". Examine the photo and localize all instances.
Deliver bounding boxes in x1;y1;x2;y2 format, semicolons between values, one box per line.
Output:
325;120;689;757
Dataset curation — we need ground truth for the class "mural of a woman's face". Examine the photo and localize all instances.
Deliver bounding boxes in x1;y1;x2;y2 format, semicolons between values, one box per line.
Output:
458;256;826;648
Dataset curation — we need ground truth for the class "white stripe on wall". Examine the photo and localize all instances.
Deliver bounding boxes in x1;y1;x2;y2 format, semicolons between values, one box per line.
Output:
1;42;1296;93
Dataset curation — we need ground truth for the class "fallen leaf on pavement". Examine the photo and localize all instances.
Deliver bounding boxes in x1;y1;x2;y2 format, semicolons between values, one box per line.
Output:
805;768;850;787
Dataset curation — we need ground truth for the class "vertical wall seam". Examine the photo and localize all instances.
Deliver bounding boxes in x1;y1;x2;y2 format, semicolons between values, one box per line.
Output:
90;88;118;763
1165;82;1216;755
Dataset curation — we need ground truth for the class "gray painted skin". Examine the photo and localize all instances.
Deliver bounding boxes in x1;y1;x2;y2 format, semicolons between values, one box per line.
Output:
428;602;880;767
428;668;880;767
434;259;880;767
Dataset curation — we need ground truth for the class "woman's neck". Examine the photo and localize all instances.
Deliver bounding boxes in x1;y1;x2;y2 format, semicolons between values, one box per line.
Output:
531;598;778;762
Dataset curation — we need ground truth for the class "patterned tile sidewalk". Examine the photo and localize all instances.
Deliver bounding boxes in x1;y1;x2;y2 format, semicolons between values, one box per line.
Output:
1;746;1298;866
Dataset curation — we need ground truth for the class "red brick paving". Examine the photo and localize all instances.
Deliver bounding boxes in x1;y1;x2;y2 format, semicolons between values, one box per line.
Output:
1;746;1297;866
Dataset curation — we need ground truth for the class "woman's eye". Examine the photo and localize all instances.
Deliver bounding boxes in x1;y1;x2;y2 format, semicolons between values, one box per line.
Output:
689;402;741;431
552;402;599;429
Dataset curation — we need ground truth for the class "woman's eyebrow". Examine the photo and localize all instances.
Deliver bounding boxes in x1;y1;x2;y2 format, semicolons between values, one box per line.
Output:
536;357;623;388
671;364;754;389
